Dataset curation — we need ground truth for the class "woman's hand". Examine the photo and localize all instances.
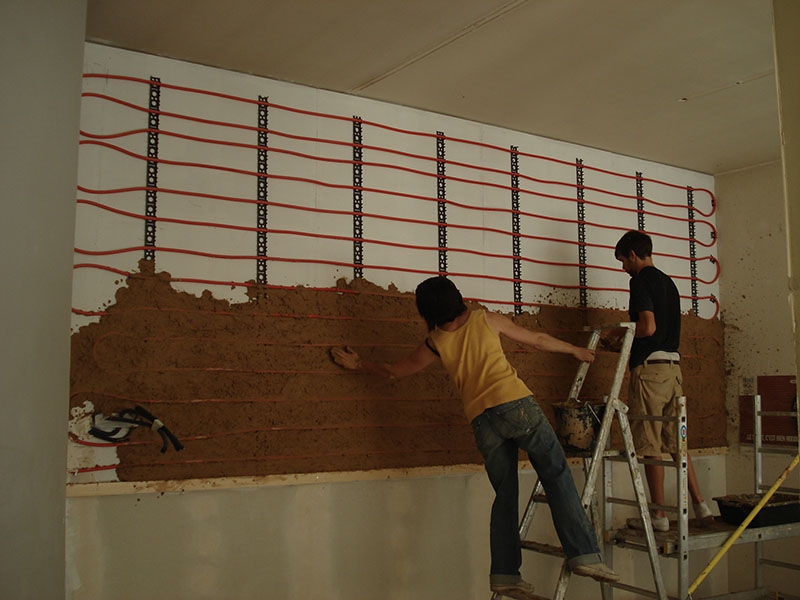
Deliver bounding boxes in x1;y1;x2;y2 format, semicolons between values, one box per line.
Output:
331;346;361;370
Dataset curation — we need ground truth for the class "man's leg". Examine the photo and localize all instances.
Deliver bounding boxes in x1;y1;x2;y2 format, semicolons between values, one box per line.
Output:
681;453;714;524
644;461;666;518
686;454;707;504
625;460;670;531
645;454;713;526
628;363;672;531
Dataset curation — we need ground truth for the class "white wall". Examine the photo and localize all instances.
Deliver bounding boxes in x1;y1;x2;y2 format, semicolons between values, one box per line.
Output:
0;1;86;599
72;43;719;333
66;460;728;600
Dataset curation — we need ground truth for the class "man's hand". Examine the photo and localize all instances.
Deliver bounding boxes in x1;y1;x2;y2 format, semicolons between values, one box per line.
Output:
573;347;596;363
331;346;361;370
600;328;626;352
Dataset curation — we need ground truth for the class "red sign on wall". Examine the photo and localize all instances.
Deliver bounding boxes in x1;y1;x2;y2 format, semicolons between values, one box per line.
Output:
739;375;798;446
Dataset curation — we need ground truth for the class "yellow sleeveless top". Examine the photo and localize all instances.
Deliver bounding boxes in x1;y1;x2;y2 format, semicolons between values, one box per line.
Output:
429;310;532;422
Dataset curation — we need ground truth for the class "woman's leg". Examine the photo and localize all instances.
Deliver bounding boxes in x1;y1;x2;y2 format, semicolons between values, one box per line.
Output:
473;411;524;578
515;399;601;566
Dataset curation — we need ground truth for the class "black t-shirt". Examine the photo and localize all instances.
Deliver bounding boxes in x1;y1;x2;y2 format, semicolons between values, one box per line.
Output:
628;266;681;368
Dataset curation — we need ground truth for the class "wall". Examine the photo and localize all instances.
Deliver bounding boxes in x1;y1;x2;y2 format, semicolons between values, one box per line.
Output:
65;44;730;600
0;1;86;599
717;160;798;595
2;5;795;600
713;2;800;594
68;43;722;483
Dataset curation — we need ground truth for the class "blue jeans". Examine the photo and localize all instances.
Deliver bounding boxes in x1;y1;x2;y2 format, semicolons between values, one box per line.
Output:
471;396;601;581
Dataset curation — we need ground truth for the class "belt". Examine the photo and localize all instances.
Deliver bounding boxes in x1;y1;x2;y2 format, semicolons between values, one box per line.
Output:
644;359;679;365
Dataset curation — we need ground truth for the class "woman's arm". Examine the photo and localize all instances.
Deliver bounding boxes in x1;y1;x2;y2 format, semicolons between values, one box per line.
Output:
485;312;595;362
331;341;439;378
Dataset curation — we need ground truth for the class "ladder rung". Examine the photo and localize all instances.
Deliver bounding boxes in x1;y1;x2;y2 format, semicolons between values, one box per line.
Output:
607;496;678;514
614;537;674;556
627;414;680;423
520;540;565;558
759;557;800;571
757;410;798;417
582;322;632;332
604;454;675;468
607;580;665;599
607;496;641;509
496;592;552;600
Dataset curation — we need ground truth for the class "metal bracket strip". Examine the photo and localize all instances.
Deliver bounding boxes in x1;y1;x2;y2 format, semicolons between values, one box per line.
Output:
687;187;699;315
636;171;646;231
256;96;269;285
353;117;364;279
576;159;587;308
144;76;160;262
511;146;522;315
437;131;447;275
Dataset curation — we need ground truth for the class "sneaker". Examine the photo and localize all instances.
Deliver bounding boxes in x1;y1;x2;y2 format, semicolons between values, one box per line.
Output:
694;502;715;528
490;579;537;599
572;562;620;583
627;515;669;532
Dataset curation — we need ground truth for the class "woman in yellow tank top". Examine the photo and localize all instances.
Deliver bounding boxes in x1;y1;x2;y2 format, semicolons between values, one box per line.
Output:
332;276;618;599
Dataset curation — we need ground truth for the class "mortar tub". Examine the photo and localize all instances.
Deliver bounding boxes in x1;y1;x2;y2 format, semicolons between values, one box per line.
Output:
553;401;606;452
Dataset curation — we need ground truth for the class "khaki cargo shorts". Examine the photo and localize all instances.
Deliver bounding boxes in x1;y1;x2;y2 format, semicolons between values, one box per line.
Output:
628;362;683;456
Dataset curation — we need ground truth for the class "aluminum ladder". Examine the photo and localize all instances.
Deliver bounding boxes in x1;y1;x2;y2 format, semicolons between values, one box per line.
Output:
490;322;668;600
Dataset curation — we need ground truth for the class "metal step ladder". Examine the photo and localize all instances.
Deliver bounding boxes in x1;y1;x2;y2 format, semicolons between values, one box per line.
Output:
491;322;668;600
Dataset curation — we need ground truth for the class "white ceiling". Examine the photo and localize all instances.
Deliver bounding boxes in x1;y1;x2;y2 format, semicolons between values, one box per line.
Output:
85;0;780;176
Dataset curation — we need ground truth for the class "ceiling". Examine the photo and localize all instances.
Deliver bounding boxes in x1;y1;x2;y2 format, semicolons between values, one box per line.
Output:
85;0;780;176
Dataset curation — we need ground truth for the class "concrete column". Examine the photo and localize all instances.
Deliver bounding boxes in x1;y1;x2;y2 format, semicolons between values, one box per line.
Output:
0;1;86;598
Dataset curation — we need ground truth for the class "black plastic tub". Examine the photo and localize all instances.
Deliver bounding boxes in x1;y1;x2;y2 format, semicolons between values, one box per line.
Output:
713;493;800;527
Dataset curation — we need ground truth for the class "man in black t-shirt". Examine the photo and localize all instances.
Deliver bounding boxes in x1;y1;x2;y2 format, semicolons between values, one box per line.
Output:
610;230;713;532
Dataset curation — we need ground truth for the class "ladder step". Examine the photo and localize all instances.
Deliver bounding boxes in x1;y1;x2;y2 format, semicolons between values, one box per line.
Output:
494;592;552;600
607;496;678;514
607;580;664;599
757;410;798;417
520;540;565;558
605;454;674;467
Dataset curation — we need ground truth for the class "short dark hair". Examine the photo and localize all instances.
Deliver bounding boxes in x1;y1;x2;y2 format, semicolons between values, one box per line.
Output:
615;230;653;260
415;276;467;331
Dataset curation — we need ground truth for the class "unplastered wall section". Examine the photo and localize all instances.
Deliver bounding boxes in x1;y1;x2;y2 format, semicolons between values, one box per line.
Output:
74;43;718;330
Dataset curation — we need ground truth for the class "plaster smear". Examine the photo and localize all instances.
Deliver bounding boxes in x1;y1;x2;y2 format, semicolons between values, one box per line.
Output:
69;260;726;482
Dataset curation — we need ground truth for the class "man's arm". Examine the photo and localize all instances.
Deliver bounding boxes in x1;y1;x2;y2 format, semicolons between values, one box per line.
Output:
485;312;595;362
634;310;656;337
331;341;438;378
601;310;657;351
